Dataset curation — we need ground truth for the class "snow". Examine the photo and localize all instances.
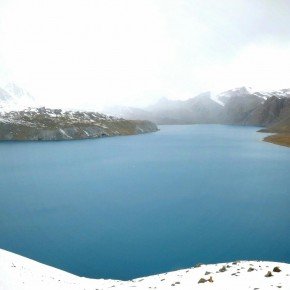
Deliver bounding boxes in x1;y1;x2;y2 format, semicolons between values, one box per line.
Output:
210;97;225;106
0;83;36;112
212;87;290;105
1;249;289;290
59;129;72;139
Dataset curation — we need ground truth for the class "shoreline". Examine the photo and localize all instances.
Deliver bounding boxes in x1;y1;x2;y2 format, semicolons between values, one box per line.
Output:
263;134;290;148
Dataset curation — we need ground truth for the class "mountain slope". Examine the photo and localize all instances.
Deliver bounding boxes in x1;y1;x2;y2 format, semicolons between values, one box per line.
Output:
0;107;158;141
1;249;289;290
218;88;264;124
0;83;35;111
104;87;290;147
105;92;224;125
258;100;290;147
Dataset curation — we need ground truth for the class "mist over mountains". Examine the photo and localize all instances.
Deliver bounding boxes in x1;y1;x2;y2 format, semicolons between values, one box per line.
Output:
0;83;36;111
0;83;157;141
104;87;290;132
1;83;290;141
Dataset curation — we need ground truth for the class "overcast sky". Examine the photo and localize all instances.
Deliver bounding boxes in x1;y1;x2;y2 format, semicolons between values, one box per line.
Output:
0;0;290;110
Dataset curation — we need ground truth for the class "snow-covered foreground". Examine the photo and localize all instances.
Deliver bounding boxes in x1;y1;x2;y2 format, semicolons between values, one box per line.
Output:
0;249;289;290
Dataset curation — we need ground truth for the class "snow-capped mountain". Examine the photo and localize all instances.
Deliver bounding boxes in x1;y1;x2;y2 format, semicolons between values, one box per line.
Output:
0;87;12;103
0;83;36;111
0;82;158;141
253;88;290;99
216;87;290;105
105;92;224;125
104;87;290;144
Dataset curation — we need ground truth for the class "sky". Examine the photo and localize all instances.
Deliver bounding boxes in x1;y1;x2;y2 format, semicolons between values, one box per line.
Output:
0;0;290;110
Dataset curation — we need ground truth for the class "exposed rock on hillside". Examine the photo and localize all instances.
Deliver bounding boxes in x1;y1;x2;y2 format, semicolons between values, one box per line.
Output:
222;93;263;124
0;107;158;141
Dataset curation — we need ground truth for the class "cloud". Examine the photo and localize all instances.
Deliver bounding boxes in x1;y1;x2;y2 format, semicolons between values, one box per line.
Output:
0;0;289;109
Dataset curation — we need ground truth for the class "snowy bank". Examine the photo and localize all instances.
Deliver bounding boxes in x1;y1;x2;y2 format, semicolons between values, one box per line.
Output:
0;249;289;290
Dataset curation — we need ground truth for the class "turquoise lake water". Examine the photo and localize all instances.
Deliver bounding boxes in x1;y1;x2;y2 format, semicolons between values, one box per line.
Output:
0;125;290;279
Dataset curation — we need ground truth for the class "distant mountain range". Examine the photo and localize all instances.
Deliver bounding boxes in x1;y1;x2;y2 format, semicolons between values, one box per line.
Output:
104;87;290;142
104;87;290;147
1;84;290;144
104;91;223;125
104;87;290;126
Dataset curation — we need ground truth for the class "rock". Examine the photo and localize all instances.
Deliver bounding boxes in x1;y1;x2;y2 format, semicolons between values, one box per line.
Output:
194;263;203;268
265;271;273;277
208;276;214;283
248;267;255;272
198;278;207;284
205;271;211;275
219;266;227;272
273;267;281;272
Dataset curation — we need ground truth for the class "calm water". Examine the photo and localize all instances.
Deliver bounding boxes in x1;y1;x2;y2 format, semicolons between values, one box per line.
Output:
0;125;290;280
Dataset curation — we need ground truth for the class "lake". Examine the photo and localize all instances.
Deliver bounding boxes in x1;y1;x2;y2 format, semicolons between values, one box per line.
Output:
0;125;290;280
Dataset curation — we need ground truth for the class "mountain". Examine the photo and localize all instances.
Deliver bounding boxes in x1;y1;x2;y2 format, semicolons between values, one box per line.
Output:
243;96;290;126
0;87;12;103
255;97;290;147
0;83;35;111
216;88;290;146
103;105;153;121
217;88;290;147
1;83;289;145
217;87;254;105
218;87;290;105
105;87;290;129
105;87;290;147
183;92;223;123
105;92;224;125
253;88;290;99
218;87;265;124
0;107;158;141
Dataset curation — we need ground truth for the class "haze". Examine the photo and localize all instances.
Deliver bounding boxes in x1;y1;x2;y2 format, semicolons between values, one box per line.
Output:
0;0;290;110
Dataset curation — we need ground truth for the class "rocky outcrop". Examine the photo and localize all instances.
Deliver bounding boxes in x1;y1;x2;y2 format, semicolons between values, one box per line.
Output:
0;107;158;141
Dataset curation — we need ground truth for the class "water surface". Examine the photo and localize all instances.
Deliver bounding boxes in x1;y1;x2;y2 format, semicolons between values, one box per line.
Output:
0;125;289;279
